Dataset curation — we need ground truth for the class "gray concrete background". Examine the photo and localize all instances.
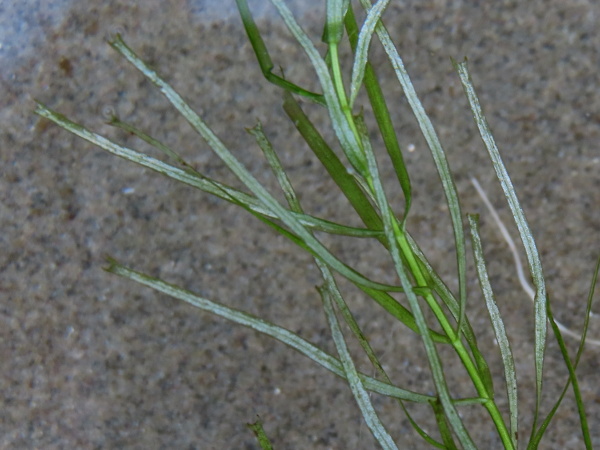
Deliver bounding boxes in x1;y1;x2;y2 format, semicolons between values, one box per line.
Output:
2;0;600;448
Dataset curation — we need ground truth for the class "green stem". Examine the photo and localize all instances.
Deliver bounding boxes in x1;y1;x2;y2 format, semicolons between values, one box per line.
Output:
328;43;366;173
392;220;514;449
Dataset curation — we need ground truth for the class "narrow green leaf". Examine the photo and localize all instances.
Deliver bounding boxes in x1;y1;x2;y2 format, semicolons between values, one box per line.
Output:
247;121;304;213
247;418;274;450
468;214;518;448
282;91;383;232
545;300;591;448
318;261;388;376
344;4;412;224
431;400;459;450
106;259;435;404
235;0;326;105
455;59;547;438
530;258;599;449
317;263;398;450
107;114;188;166
579;256;600;353
349;0;390;107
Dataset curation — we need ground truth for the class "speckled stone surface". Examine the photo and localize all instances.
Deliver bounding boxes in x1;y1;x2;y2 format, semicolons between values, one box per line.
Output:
2;0;600;448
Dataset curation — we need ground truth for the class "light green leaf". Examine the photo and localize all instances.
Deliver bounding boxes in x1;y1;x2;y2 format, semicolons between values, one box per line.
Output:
455;59;547;438
106;259;434;404
247;121;303;214
349;0;391;107
34;103;379;240
317;261;398;450
469;214;518;448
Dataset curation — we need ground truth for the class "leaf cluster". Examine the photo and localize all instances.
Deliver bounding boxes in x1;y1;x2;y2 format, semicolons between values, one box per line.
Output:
35;1;599;448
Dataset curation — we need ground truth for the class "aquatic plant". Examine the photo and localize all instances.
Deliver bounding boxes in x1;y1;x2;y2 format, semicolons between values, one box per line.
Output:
35;1;598;448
